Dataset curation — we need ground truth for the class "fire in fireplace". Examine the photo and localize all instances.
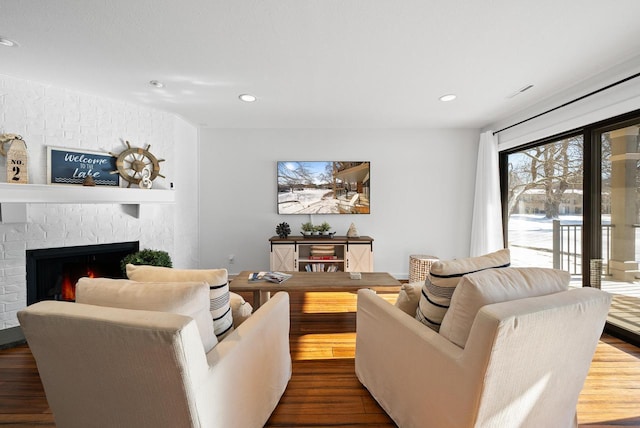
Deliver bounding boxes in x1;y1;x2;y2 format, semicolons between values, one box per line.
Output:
26;242;139;305
58;263;99;301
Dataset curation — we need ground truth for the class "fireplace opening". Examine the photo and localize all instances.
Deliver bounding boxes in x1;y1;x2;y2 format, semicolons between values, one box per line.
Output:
26;241;139;305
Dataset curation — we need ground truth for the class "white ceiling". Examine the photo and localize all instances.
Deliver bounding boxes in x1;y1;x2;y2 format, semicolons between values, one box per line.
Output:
1;0;640;129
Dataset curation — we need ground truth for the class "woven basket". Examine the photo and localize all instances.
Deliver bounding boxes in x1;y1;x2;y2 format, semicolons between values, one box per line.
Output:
409;254;438;283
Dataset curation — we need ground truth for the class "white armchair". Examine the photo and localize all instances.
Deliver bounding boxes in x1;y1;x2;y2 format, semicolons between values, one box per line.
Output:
18;281;291;428
355;267;611;428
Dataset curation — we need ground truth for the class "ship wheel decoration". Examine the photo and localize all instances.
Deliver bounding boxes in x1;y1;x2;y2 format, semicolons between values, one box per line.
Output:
109;140;165;188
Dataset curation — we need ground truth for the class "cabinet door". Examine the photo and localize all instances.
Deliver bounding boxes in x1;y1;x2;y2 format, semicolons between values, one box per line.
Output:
270;244;297;271
346;243;373;272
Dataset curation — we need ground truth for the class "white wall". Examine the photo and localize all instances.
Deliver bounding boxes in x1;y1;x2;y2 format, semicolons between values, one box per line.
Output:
173;119;200;268
0;75;199;330
199;128;479;278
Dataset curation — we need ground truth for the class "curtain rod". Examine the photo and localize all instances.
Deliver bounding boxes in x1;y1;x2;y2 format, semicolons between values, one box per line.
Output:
493;71;640;135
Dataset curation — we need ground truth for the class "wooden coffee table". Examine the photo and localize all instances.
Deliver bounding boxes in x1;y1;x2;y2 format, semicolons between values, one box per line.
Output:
231;271;401;309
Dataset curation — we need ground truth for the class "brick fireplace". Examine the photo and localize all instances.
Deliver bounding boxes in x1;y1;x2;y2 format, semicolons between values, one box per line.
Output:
0;73;199;348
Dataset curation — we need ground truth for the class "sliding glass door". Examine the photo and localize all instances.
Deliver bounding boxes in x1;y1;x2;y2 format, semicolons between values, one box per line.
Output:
500;109;640;345
597;121;640;340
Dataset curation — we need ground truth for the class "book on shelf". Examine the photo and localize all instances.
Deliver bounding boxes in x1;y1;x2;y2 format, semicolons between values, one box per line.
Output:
308;255;338;260
304;263;340;272
305;263;324;272
248;271;293;284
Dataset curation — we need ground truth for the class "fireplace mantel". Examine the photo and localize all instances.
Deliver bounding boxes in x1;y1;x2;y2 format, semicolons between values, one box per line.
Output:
0;183;175;222
0;183;175;203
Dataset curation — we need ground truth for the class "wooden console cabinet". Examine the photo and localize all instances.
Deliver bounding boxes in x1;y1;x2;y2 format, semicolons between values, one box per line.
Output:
269;236;374;273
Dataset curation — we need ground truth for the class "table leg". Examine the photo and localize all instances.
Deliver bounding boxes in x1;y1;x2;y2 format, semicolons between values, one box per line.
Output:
260;290;271;306
251;290;271;309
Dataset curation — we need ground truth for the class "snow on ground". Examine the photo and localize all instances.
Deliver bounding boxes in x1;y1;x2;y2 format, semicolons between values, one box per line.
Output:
278;189;341;214
508;214;631;275
508;214;583;253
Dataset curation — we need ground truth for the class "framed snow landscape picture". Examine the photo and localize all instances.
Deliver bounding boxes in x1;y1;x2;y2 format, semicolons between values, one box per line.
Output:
277;161;370;215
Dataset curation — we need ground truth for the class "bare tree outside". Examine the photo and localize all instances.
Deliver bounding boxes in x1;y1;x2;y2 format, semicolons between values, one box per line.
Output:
507;136;584;219
277;161;317;191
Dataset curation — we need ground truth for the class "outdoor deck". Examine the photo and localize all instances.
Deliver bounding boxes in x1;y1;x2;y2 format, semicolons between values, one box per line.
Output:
599;280;640;336
512;235;640;339
569;278;640;337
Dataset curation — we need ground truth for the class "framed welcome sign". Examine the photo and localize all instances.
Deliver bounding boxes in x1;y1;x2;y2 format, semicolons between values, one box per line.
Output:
47;146;119;186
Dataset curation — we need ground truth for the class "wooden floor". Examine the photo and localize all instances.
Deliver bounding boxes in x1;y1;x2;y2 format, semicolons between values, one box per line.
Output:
0;290;639;427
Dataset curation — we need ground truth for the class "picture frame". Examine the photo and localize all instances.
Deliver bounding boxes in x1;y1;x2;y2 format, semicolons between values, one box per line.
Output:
277;161;370;215
47;146;119;186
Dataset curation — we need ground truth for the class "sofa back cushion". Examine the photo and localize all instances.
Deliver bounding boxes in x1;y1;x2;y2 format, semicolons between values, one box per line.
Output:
439;267;570;348
415;248;510;331
126;264;234;340
75;277;217;352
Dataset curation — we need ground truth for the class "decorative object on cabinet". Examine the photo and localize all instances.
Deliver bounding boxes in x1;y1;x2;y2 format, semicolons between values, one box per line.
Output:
47;146;118;186
277;161;370;215
301;221;314;236
299;222;335;238
109;140;165;188
1;134;28;184
276;222;291;238
318;221;332;235
346;222;359;237
269;235;373;273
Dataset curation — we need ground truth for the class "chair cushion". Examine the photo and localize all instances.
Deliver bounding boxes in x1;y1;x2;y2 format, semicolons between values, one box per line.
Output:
416;248;510;331
439;267;570;348
126;264;235;340
75;277;217;352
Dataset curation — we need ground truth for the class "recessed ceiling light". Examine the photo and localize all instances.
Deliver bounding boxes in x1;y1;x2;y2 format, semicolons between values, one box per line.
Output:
149;80;165;88
239;93;257;102
0;37;18;47
439;94;457;102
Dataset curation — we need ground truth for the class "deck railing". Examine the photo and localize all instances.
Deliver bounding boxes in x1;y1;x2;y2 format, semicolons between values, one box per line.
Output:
552;220;612;275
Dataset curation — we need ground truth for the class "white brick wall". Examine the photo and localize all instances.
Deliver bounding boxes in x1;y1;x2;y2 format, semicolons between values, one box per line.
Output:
0;74;183;329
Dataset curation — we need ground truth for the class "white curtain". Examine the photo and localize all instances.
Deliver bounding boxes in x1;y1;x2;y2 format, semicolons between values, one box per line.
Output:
470;131;504;256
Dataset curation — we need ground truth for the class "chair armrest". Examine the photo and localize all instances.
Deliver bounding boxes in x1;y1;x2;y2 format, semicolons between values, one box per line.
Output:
355;289;481;428
197;292;291;428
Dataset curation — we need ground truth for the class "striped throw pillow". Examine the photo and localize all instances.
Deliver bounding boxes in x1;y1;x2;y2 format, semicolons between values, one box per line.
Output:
209;278;234;340
415;248;510;331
